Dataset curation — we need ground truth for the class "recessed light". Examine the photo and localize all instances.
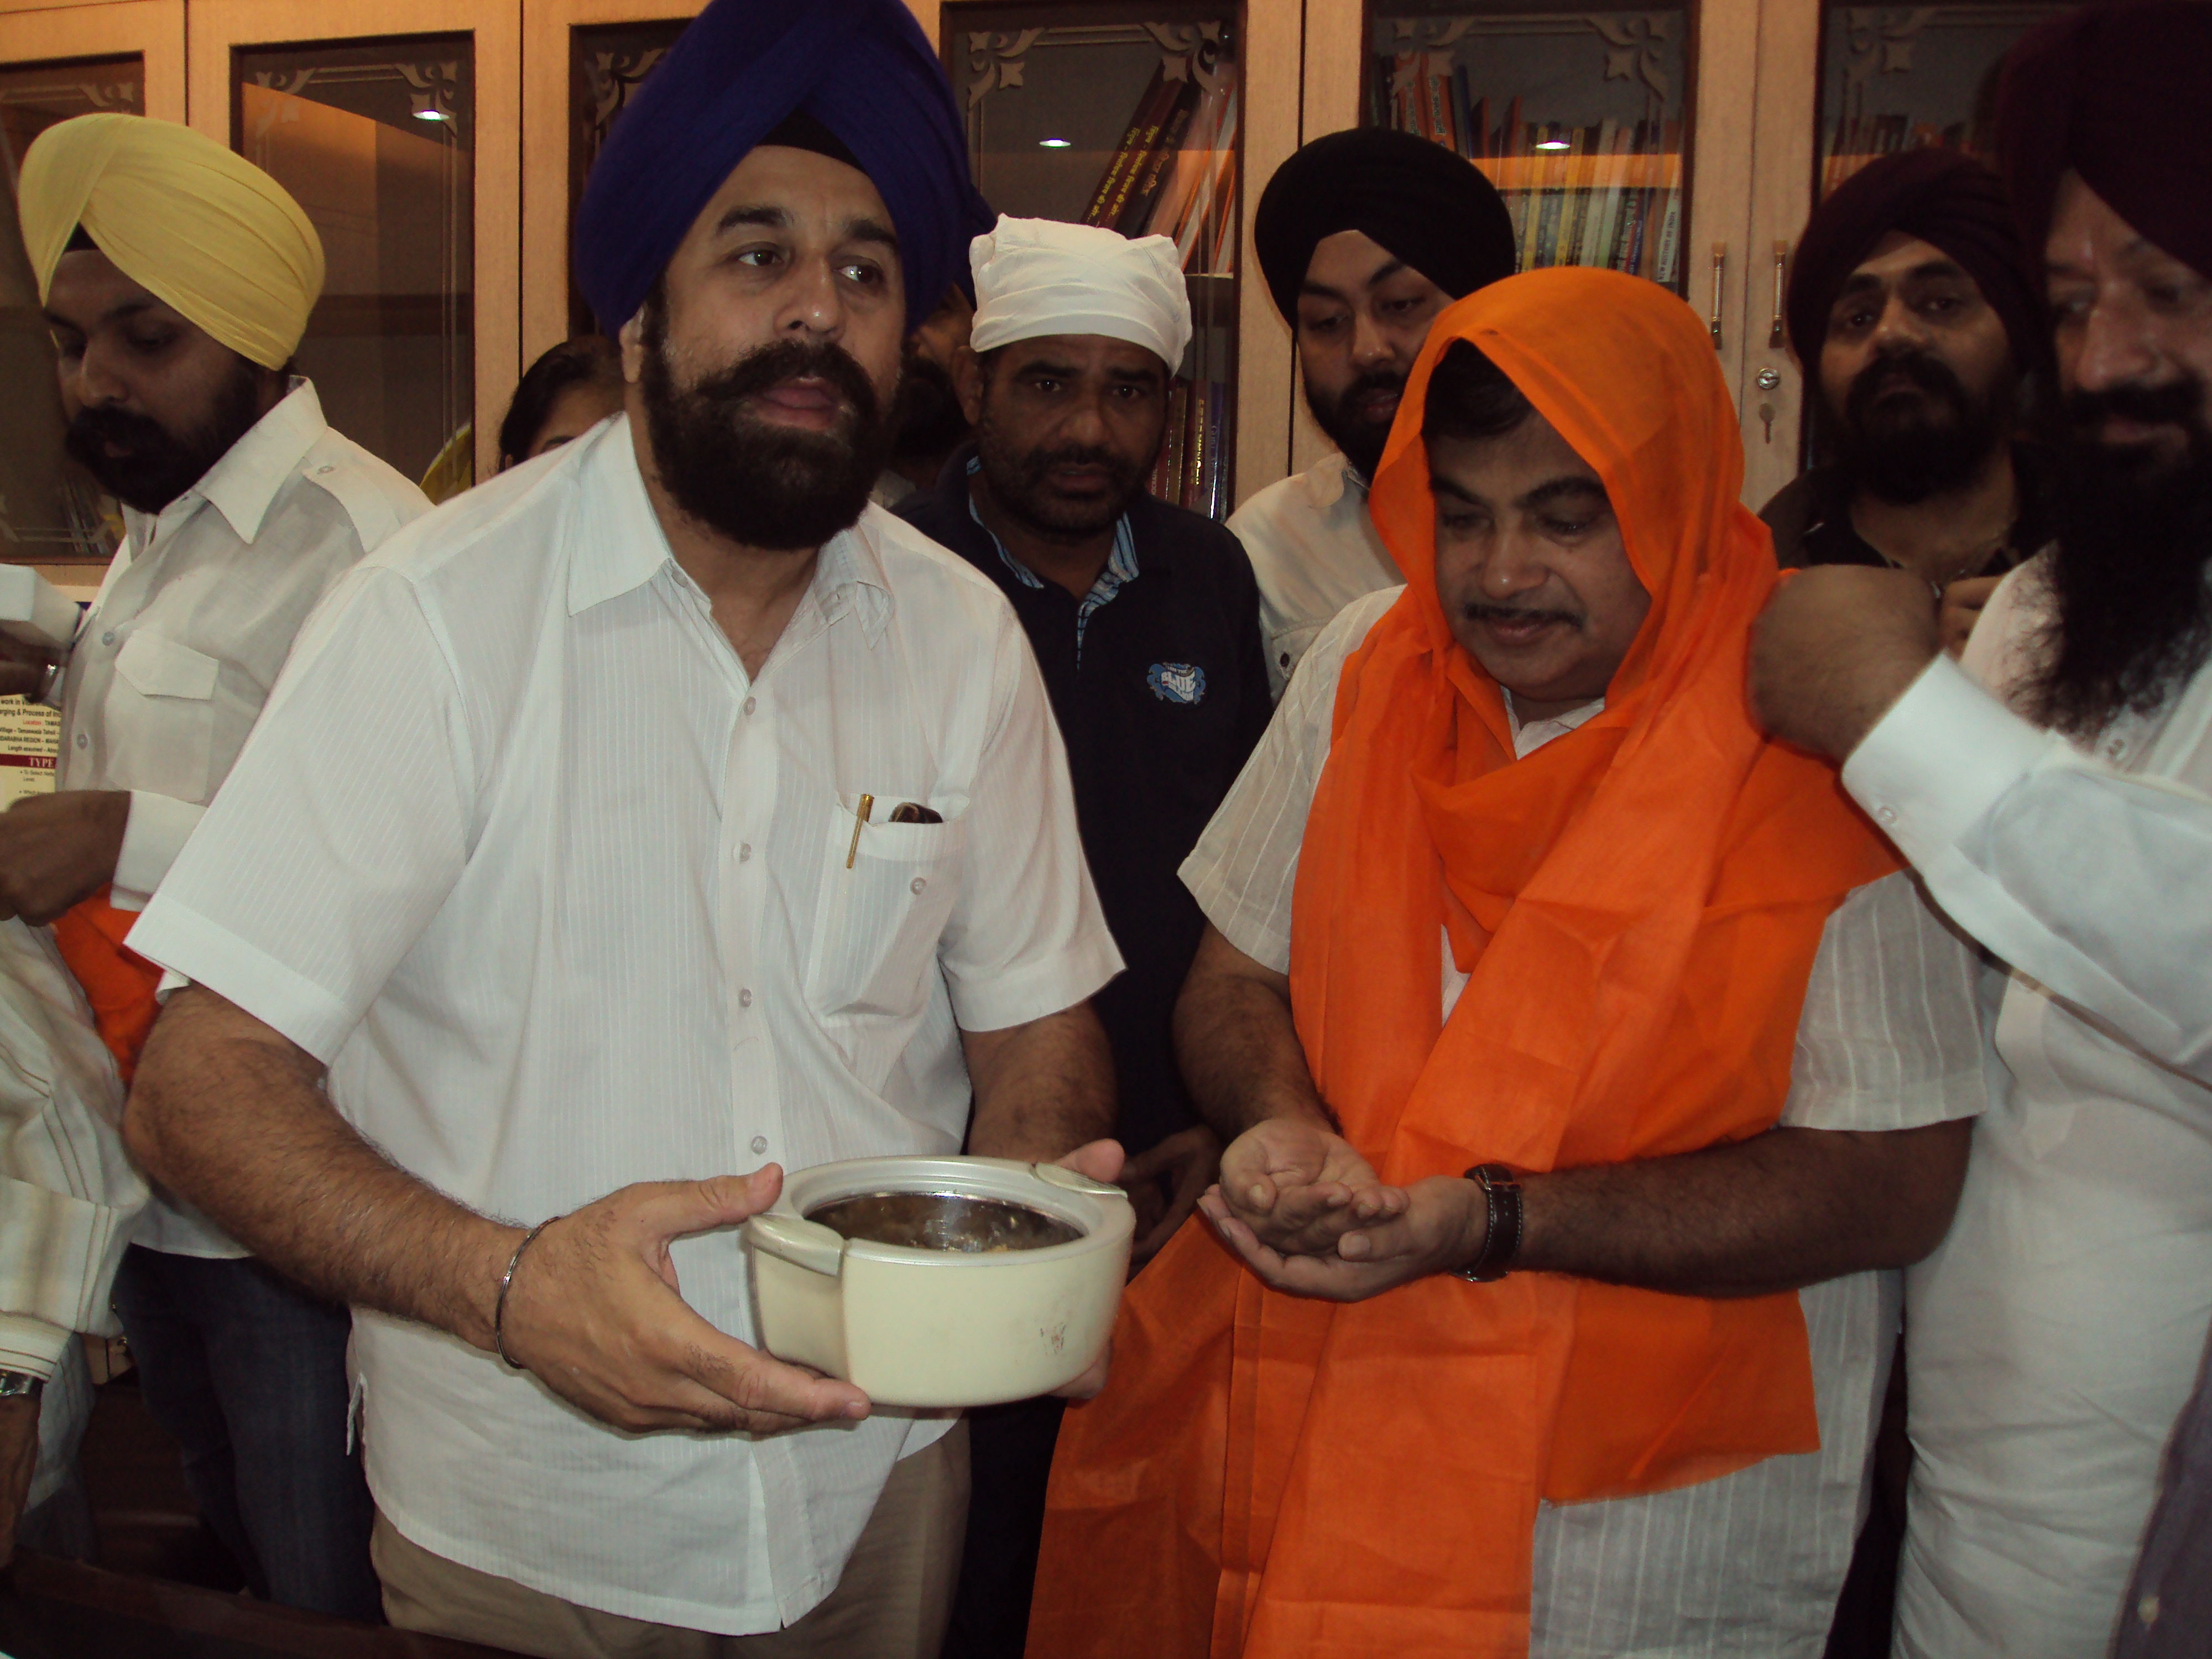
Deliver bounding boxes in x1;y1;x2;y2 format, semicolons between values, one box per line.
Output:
1535;138;1570;151
414;108;450;122
1039;137;1071;148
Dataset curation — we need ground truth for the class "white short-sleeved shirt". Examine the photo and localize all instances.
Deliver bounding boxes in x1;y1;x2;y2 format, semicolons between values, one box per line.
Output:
126;416;1123;1636
1225;452;1400;697
1181;588;1987;1656
58;377;427;1262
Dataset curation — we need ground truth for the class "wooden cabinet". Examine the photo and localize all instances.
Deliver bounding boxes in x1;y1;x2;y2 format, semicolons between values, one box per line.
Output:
0;0;2079;519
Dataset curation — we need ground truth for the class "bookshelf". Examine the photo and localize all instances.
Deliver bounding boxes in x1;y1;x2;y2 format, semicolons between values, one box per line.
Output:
948;4;1245;518
1364;4;1694;292
1816;2;2073;201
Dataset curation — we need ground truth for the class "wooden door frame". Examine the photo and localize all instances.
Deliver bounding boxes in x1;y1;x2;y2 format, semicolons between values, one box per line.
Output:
1739;0;1816;512
520;0;702;372
0;1;185;121
188;0;521;485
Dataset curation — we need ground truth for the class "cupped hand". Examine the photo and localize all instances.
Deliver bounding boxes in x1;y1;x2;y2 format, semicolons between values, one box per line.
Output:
1199;1172;1484;1304
499;1168;871;1435
1216;1116;1405;1257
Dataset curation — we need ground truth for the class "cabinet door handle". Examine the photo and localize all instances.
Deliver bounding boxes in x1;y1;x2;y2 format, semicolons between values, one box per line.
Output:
1709;242;1725;352
1769;240;1788;349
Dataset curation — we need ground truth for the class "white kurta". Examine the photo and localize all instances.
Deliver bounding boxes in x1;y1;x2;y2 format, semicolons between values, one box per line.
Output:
1843;556;2212;1657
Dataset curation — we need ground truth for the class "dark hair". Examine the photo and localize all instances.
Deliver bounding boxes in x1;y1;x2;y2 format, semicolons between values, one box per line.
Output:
1421;338;1534;446
498;336;623;468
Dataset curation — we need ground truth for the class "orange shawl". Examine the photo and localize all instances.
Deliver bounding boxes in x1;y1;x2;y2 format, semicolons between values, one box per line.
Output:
1027;270;1897;1657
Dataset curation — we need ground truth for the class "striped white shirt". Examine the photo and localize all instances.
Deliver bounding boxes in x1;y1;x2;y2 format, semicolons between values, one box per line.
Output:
1180;587;1987;1656
126;416;1122;1636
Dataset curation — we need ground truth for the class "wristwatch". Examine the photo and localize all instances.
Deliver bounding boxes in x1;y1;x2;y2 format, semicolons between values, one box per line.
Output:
0;1369;44;1402
1456;1164;1525;1282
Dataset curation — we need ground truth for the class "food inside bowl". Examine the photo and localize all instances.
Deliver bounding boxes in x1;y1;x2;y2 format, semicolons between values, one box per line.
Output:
805;1190;1084;1253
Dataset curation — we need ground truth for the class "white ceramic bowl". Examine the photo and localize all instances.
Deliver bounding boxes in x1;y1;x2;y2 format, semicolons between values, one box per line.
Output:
743;1155;1134;1408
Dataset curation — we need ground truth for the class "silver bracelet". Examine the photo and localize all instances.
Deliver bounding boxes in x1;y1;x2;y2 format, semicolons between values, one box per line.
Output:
493;1217;559;1370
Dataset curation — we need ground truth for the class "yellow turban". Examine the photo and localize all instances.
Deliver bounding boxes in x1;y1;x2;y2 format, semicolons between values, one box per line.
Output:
18;113;324;370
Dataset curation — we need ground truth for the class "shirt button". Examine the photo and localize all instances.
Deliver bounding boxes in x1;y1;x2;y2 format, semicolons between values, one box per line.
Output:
100;630;114;646
2105;737;2127;759
1875;805;1897;826
910;876;926;895
2139;1593;2160;1625
316;463;336;475
750;1135;769;1156
738;988;753;1009
1277;652;1290;669
743;696;757;716
735;842;751;862
74;733;87;749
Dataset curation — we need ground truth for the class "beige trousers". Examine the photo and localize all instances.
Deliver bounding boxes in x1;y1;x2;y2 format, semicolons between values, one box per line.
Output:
374;1421;970;1659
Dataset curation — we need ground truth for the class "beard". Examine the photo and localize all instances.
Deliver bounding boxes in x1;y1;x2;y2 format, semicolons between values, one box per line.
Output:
1303;366;1406;482
64;356;265;514
972;406;1152;541
890;352;969;463
637;320;893;553
1832;347;2010;505
2032;372;2212;737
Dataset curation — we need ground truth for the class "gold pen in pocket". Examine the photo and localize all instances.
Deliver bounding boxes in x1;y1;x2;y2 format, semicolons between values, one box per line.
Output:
844;794;873;869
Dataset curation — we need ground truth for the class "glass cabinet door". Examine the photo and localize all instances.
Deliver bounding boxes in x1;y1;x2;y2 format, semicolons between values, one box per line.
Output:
0;55;146;569
234;36;476;491
1817;2;2075;201
190;0;519;489
1363;1;1693;292
0;0;185;582
947;2;1244;518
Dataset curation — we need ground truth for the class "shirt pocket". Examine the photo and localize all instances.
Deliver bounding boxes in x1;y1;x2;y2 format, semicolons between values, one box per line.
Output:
805;793;968;1030
105;630;222;802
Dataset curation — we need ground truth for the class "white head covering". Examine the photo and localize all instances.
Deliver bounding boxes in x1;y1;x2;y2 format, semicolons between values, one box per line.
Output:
968;215;1192;372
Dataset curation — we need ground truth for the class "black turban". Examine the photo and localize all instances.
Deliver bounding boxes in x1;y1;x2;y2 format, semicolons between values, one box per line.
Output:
1995;0;2212;282
1253;128;1517;325
1785;148;2046;372
572;0;989;336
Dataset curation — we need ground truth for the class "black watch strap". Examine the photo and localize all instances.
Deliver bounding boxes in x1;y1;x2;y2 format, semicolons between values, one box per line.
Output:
1457;1163;1525;1282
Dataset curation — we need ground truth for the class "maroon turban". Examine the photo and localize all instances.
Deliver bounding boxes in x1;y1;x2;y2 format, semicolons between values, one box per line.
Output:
1786;148;2045;371
1995;0;2212;281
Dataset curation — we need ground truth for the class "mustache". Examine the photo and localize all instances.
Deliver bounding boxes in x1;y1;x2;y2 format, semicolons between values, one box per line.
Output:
685;337;881;432
1022;442;1125;474
1849;348;1966;408
1462;601;1583;630
2068;376;2205;435
1335;367;1408;414
64;403;173;459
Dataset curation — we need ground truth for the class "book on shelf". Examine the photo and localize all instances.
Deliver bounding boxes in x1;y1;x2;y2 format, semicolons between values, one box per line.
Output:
1080;52;1241;515
1118;77;1202;235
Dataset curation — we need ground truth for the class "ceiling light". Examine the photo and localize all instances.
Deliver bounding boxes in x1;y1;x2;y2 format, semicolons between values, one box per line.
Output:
1535;137;1570;151
1039;137;1071;148
414;108;450;122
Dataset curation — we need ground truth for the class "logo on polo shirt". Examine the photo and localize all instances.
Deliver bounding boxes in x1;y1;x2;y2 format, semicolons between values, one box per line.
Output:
1146;662;1206;704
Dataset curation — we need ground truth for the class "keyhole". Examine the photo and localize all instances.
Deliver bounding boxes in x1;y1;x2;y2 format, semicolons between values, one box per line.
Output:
1759;403;1776;444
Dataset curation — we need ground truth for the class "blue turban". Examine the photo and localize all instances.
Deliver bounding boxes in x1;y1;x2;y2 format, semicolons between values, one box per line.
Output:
572;0;987;335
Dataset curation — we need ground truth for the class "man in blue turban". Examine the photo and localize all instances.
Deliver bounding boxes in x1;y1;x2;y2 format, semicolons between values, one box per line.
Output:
114;0;1129;1653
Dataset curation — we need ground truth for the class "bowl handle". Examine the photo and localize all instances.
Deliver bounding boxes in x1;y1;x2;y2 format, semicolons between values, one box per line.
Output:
1035;1162;1131;1203
744;1213;847;1277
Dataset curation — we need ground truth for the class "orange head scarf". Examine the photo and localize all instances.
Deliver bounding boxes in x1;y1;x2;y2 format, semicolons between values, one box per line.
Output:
1030;268;1896;1659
